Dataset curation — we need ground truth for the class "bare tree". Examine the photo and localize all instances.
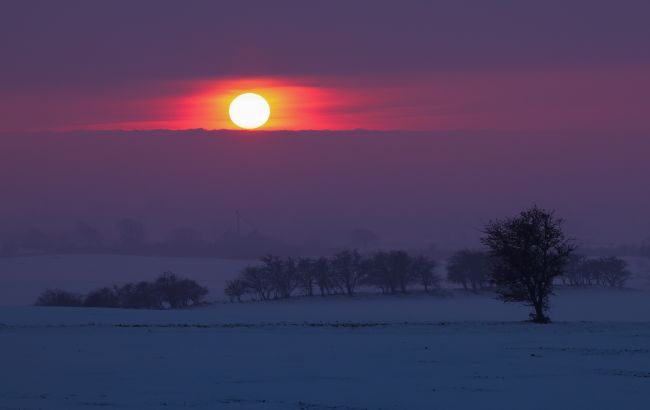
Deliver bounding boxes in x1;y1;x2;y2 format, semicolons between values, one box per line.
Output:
388;250;413;294
361;250;417;294
363;251;395;294
296;257;316;296
482;207;574;323
583;257;631;288
562;254;588;286
411;255;439;292
313;257;333;296
259;255;298;299
331;249;364;296
224;279;247;302
241;265;272;301
447;250;490;291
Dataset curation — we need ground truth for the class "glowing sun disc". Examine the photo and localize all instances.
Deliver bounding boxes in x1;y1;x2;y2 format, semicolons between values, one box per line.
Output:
228;93;270;129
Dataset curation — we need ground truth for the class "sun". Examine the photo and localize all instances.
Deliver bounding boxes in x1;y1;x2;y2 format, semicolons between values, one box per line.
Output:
228;93;270;129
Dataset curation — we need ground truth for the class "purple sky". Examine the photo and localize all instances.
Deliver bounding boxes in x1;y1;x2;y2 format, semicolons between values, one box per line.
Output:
1;130;649;249
1;1;649;132
1;1;649;249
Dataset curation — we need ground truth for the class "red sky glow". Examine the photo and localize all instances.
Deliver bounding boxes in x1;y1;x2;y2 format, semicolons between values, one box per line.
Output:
1;66;649;133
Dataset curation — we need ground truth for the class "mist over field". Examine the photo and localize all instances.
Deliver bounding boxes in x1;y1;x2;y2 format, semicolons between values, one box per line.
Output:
1;130;649;253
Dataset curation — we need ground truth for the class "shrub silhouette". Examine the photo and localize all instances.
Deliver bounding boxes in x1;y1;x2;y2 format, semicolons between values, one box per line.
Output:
116;281;163;309
84;287;119;307
36;289;83;307
154;272;208;308
224;279;247;302
36;273;208;309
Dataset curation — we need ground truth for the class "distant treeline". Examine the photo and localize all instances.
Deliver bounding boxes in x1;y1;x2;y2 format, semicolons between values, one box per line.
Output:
562;255;632;287
32;208;634;321
33;251;631;310
224;249;632;303
224;250;441;302
0;219;391;260
3;217;650;261
35;273;208;309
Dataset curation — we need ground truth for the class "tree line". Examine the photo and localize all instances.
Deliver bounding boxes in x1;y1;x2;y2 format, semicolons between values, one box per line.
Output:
563;255;631;287
35;272;208;309
224;250;439;302
0;218;288;259
226;206;634;324
34;206;635;323
225;244;632;305
1;219;387;260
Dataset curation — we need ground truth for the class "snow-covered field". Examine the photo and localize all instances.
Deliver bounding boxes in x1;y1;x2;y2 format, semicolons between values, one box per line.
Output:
1;289;649;409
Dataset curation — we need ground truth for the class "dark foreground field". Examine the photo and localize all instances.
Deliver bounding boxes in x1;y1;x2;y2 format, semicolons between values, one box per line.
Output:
1;289;649;409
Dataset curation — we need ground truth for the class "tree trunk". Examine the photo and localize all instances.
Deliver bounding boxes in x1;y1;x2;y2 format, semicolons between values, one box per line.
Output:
532;302;550;323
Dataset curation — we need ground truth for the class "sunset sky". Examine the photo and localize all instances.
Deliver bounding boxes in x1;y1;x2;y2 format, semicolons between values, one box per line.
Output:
1;1;649;249
1;0;649;133
3;4;650;407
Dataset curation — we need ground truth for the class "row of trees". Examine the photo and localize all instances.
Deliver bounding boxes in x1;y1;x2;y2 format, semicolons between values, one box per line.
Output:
226;207;634;324
447;250;631;291
563;255;632;288
224;246;631;307
33;206;634;324
4;219;146;255
224;250;439;302
35;272;208;309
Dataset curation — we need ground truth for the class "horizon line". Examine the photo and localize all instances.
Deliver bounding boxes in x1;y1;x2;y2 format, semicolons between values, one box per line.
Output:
0;127;553;138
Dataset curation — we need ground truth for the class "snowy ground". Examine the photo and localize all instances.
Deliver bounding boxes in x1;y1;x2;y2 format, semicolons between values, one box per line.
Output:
1;289;649;409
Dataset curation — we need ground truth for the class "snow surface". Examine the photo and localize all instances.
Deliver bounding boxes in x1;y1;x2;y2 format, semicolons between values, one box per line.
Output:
1;289;649;409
